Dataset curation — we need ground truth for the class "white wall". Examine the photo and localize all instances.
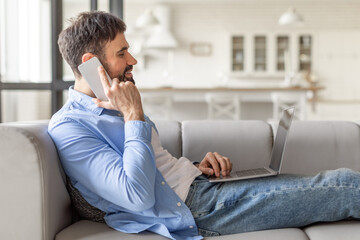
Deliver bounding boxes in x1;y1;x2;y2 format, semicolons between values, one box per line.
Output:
317;31;360;101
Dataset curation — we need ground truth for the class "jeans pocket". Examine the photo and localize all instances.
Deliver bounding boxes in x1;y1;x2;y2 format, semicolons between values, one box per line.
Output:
192;211;209;218
198;228;220;237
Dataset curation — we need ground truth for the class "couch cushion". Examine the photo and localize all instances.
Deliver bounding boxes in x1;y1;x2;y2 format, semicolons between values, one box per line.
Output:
182;120;273;171
55;220;169;240
56;220;309;240
209;228;309;240
304;220;360;240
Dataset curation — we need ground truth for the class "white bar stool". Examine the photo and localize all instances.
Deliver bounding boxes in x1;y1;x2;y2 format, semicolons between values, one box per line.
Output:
271;92;307;121
205;93;241;120
142;95;173;120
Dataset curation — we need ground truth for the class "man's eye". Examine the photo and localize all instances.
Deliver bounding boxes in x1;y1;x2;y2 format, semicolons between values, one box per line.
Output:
118;53;124;57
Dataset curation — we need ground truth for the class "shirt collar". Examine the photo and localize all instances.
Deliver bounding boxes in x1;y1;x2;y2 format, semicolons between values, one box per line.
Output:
68;86;123;116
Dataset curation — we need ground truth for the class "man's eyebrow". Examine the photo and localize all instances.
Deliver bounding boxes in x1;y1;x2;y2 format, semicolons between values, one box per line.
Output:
117;46;129;53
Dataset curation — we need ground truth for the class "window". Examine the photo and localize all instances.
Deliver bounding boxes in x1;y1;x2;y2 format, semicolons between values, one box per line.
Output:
1;0;51;83
0;0;122;122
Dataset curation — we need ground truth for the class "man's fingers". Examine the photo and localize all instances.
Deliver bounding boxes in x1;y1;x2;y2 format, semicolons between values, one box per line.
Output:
112;78;120;85
98;66;111;90
214;152;232;176
92;98;112;109
199;166;214;176
199;152;232;177
222;156;232;175
206;152;220;177
213;152;228;176
228;160;233;173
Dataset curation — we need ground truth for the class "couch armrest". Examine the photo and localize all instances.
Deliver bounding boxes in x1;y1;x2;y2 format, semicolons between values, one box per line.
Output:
0;121;72;240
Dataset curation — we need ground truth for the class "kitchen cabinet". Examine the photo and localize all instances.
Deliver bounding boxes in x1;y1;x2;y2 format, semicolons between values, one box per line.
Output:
230;32;313;77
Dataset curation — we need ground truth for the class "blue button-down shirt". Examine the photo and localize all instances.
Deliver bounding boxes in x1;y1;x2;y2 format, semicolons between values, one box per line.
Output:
48;87;202;240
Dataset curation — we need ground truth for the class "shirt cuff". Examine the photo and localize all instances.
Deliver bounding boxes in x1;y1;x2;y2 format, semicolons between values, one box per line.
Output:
125;120;152;141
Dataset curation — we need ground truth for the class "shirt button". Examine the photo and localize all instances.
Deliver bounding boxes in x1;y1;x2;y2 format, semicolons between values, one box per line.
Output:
189;225;194;229
177;202;181;207
161;181;165;185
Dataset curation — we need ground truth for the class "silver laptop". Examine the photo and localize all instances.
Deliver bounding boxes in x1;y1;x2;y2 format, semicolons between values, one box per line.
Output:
209;107;295;183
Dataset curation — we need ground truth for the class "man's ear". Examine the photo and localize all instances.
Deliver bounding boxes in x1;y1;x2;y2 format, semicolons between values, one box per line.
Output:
81;53;95;63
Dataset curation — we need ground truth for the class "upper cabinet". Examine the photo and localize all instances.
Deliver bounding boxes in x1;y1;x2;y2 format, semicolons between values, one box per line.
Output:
230;32;313;77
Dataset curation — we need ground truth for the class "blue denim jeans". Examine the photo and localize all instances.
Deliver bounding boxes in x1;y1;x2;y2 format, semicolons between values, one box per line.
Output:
185;168;360;237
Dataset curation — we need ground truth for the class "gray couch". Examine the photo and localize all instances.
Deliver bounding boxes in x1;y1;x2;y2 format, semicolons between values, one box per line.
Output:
1;119;360;240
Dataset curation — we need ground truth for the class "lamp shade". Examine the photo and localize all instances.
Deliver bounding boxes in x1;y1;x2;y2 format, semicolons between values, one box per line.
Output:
146;28;178;49
278;7;304;26
136;8;159;28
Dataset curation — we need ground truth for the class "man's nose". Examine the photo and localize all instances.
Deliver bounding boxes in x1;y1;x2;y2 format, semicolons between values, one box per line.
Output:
126;52;137;66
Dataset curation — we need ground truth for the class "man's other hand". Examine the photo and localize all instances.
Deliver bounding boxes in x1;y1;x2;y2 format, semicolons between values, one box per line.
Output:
198;152;232;177
92;66;145;122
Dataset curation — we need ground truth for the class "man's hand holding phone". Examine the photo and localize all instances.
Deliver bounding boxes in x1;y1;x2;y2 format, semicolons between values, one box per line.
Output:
92;66;145;122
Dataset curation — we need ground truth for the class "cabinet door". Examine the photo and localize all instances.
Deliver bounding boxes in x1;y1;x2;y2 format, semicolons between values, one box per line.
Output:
276;36;290;72
232;36;245;71
299;35;312;71
254;35;267;72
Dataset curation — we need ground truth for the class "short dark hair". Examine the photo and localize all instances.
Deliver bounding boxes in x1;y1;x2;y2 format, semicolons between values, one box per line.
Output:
58;11;126;78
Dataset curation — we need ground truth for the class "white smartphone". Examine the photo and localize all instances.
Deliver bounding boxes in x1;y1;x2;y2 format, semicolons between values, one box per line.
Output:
78;56;112;101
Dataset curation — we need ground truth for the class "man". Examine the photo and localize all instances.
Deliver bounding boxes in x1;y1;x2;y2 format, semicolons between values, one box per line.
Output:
49;11;360;240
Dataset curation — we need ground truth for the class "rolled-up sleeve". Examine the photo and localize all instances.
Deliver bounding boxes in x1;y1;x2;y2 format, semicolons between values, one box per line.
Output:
49;118;156;212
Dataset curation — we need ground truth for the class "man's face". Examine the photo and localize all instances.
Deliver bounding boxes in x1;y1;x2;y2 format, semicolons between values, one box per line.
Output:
100;33;137;84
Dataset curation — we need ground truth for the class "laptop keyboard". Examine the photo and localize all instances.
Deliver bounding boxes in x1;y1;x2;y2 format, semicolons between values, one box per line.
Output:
235;168;271;177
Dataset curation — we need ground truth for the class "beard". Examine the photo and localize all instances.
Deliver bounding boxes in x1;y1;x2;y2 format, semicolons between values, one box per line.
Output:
119;65;135;85
101;60;135;85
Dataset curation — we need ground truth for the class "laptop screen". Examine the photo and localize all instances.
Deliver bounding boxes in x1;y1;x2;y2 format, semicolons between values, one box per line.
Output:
269;107;295;172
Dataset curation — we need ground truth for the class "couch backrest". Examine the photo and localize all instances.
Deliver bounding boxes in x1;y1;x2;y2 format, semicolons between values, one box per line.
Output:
181;120;360;175
153;120;182;158
43;118;360;176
